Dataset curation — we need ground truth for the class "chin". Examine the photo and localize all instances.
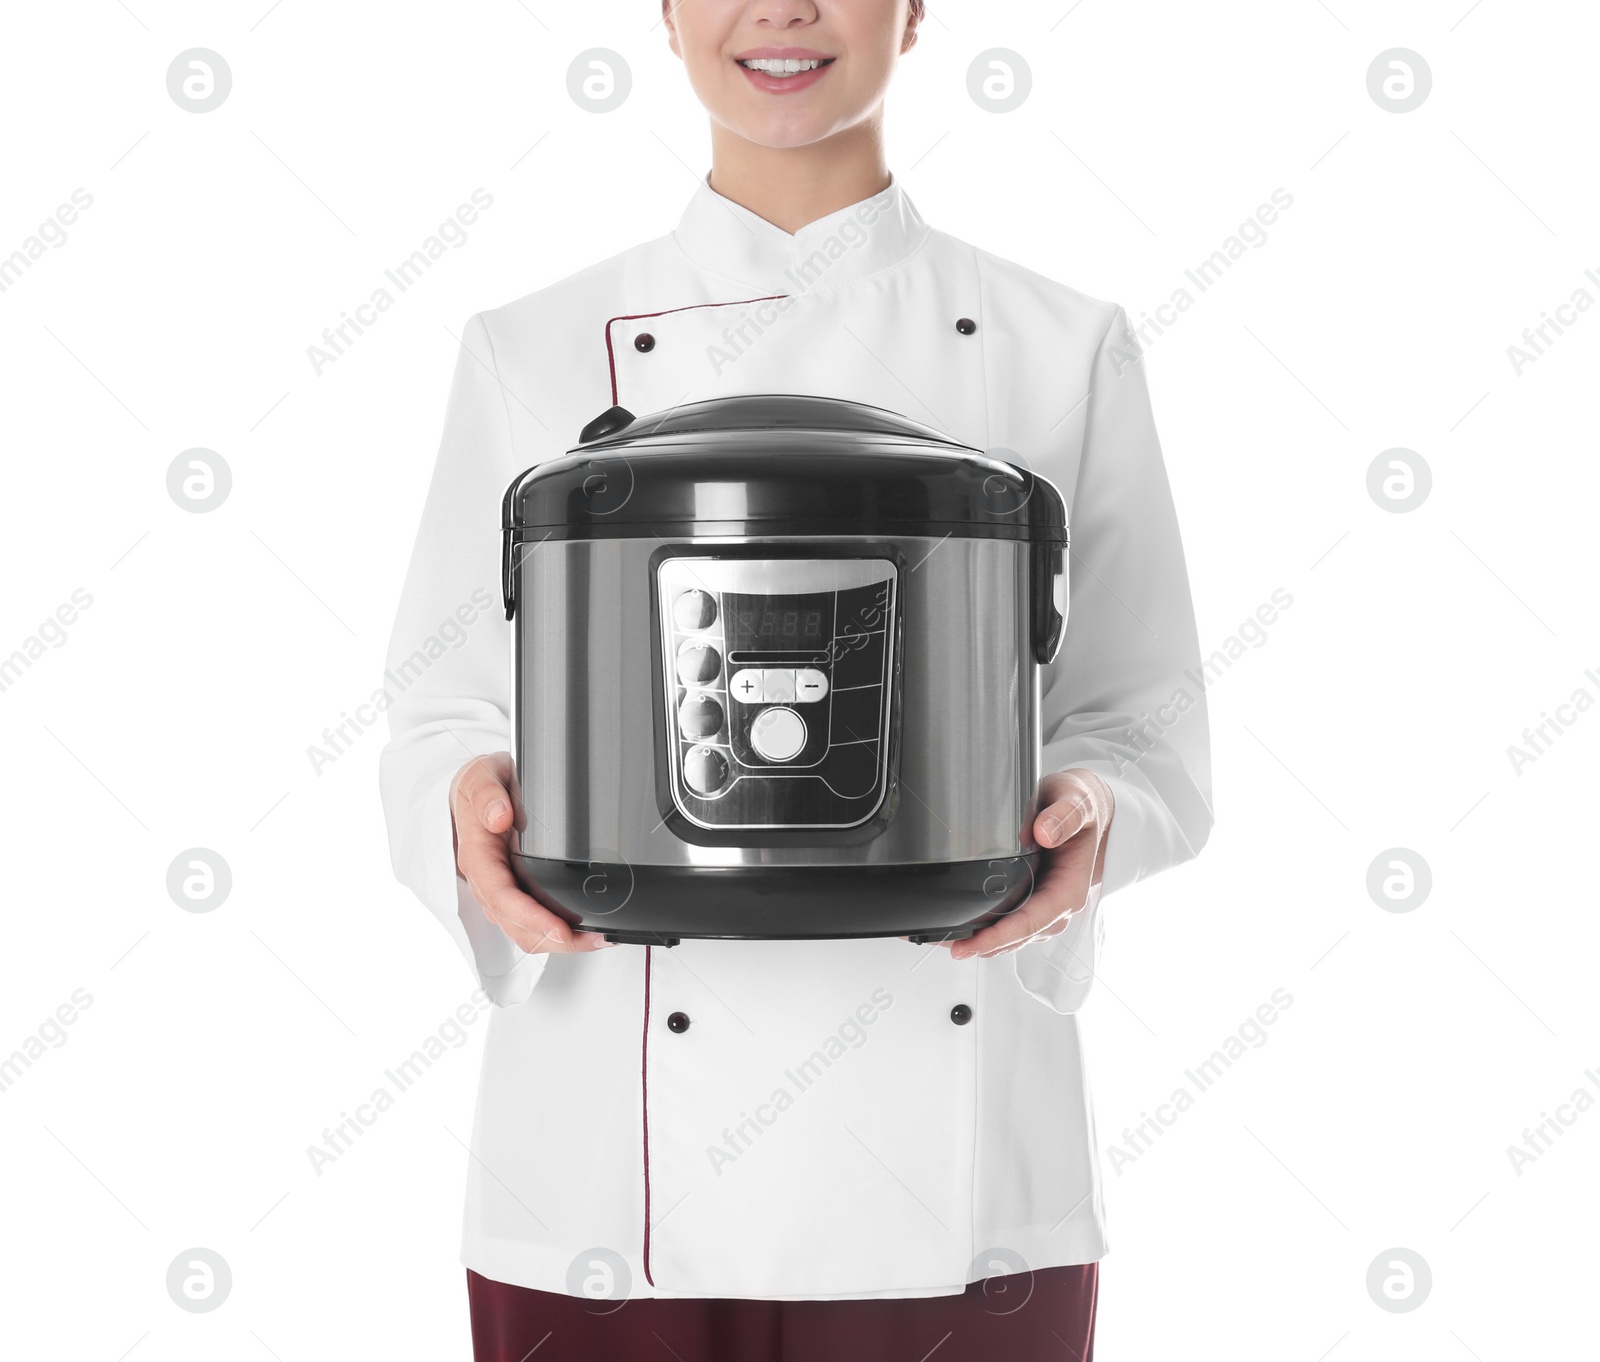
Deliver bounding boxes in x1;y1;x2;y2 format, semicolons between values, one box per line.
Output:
735;124;835;151
723;106;844;151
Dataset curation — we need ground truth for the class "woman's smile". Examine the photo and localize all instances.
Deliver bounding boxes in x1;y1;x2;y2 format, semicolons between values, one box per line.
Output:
734;46;837;94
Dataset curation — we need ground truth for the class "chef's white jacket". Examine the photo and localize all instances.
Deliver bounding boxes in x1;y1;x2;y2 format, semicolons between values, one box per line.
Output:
379;174;1212;1301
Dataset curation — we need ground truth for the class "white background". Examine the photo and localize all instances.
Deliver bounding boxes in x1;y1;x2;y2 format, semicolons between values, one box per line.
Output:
2;1;1596;1358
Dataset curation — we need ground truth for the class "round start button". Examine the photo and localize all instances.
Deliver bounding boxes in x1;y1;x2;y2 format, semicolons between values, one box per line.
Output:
750;707;806;763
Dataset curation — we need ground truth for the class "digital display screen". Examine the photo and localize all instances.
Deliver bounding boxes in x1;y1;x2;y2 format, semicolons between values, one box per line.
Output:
727;592;831;648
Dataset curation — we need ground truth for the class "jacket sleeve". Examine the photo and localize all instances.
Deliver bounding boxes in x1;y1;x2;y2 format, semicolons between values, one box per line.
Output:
1012;304;1214;1014
378;312;548;1007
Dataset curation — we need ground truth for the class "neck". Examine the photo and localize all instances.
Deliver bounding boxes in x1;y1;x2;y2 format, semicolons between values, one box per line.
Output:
707;119;890;234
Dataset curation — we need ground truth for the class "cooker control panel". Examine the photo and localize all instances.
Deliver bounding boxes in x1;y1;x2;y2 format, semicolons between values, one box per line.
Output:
655;555;898;832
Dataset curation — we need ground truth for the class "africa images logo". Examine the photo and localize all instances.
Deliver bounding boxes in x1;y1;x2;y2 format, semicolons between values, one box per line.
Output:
705;989;894;1174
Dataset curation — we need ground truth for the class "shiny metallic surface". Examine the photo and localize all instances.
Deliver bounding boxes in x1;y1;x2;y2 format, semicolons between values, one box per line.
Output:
510;536;1040;868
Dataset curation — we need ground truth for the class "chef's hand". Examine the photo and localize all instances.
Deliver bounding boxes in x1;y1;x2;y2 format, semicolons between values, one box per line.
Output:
947;769;1114;961
450;753;611;954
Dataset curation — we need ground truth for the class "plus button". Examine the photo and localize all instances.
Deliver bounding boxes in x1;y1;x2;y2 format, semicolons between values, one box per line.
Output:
730;669;763;703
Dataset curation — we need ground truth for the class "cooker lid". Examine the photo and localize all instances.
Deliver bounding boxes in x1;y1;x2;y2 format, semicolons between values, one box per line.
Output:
503;394;1068;544
576;393;959;448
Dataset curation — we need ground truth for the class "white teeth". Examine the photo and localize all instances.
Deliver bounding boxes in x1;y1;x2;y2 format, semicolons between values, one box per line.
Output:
741;57;824;75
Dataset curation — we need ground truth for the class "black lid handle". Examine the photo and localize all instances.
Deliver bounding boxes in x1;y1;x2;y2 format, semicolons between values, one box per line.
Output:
579;405;635;444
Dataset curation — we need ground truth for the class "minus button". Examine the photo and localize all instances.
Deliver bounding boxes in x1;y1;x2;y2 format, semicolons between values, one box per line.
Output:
795;668;829;703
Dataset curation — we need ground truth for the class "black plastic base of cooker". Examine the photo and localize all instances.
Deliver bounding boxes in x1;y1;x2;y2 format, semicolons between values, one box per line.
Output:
511;852;1040;947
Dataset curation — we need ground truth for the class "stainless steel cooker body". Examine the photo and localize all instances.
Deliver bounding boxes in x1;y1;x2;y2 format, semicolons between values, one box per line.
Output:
501;396;1067;945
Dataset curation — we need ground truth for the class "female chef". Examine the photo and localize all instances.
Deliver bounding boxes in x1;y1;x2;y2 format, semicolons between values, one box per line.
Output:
380;2;1212;1358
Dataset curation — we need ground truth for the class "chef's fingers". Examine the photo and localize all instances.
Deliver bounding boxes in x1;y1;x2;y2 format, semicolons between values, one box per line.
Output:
451;759;609;955
1033;800;1086;850
951;829;1096;959
955;772;1114;957
968;912;1077;961
1033;769;1115;849
1033;792;1092;849
458;831;565;946
452;752;518;835
953;892;1069;959
459;835;609;953
969;898;1080;959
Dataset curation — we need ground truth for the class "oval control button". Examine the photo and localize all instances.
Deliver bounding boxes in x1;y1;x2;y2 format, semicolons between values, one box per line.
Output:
676;644;721;685
762;668;796;703
683;746;728;795
730;669;763;704
678;694;723;739
750;707;806;763
673;589;716;631
795;668;829;702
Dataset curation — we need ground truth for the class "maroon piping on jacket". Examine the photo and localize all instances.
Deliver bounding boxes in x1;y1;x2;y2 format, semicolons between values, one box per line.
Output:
641;944;654;1286
603;297;789;406
620;293;789;1291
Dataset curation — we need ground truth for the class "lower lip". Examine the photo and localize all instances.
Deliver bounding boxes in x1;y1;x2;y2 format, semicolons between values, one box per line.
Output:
737;60;834;94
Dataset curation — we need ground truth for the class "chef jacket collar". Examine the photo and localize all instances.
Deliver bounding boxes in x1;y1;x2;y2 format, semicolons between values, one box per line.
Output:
673;171;930;294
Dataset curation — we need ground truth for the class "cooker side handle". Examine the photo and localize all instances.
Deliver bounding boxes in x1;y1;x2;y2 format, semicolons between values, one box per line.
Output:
502;472;523;621
1031;538;1068;665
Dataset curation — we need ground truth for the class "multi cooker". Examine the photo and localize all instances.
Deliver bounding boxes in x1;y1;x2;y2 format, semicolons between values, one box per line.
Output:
501;394;1067;945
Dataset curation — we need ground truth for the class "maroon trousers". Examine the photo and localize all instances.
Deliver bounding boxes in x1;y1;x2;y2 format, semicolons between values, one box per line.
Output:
468;1263;1096;1362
